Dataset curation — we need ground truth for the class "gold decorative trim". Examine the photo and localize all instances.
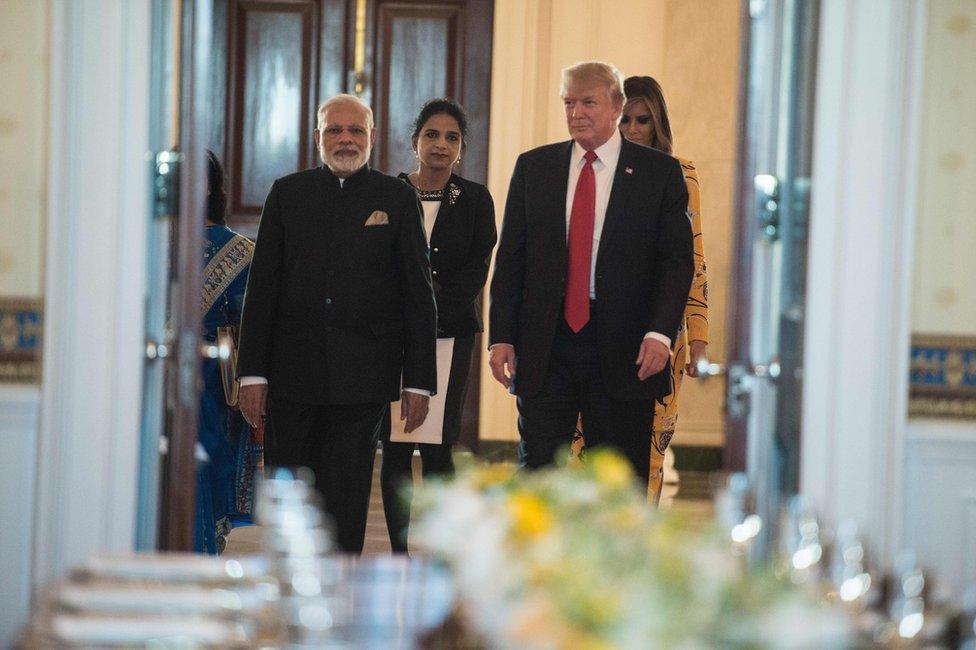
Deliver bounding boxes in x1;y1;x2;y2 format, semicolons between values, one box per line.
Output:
909;396;976;420
201;235;254;315
912;333;976;347
0;297;42;384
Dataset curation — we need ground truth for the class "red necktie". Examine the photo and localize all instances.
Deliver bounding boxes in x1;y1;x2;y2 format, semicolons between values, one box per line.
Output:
565;150;598;332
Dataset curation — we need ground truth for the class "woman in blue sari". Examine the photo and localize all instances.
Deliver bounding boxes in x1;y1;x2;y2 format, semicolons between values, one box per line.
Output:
196;151;260;553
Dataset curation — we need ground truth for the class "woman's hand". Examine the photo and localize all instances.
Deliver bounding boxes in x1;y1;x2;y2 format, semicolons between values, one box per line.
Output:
239;384;267;441
685;340;708;378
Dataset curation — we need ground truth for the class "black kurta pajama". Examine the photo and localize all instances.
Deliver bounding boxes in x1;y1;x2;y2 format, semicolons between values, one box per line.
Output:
237;164;437;553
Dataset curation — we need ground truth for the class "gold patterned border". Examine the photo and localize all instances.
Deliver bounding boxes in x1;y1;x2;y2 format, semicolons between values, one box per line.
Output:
201;235;253;315
0;297;42;384
909;396;976;419
909;334;976;419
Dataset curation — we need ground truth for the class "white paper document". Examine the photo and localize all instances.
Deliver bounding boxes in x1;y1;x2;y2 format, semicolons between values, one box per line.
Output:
390;337;454;445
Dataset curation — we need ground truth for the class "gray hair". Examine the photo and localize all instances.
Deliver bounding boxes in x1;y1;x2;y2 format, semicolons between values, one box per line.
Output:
316;94;374;129
560;61;626;107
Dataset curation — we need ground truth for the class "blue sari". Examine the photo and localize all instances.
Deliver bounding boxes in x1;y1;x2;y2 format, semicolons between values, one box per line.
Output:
196;225;261;554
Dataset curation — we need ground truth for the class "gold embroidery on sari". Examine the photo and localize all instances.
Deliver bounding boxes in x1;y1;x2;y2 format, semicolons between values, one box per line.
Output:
201;235;254;315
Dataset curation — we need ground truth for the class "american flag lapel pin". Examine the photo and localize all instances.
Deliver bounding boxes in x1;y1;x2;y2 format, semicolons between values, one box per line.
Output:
625;166;633;175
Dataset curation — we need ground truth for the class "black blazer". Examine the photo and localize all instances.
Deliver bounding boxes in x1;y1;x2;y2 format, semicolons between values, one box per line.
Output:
399;173;497;339
237;165;437;404
489;138;693;401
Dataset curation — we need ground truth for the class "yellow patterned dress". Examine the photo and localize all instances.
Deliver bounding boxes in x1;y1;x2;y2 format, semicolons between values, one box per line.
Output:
571;158;709;504
647;158;708;503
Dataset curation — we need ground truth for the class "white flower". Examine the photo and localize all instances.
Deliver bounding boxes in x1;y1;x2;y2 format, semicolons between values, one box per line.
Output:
412;456;855;649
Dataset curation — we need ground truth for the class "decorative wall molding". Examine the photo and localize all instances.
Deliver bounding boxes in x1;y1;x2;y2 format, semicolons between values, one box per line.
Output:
910;334;976;419
966;495;976;584
905;417;976;445
902;428;976;599
0;297;42;383
0;386;40;647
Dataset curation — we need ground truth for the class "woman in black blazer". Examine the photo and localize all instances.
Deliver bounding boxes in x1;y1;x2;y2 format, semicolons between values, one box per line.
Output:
381;99;497;553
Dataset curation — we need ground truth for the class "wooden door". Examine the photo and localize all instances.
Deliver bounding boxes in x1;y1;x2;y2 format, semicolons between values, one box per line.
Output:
205;0;348;234
723;0;819;553
207;0;492;226
361;0;493;183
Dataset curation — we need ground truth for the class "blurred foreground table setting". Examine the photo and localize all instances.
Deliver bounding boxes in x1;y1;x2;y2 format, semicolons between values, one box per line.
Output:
19;459;976;648
19;468;457;649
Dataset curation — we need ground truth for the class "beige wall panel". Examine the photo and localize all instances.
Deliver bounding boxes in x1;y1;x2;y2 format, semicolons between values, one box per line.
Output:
660;0;741;163
543;0;667;143
658;0;740;447
593;1;666;80
674;156;735;445
481;0;555;441
912;0;976;335
0;0;47;297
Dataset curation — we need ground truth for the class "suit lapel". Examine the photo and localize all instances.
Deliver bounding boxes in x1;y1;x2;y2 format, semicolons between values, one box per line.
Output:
544;142;573;277
428;174;462;245
596;140;636;271
549;141;573;242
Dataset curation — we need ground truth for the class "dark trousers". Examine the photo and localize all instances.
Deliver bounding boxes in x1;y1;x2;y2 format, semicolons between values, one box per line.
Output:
379;334;474;552
380;441;454;552
517;316;655;483
266;397;385;553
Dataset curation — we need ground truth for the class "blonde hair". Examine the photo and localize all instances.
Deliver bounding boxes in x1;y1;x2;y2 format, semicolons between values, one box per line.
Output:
560;61;626;107
316;94;374;129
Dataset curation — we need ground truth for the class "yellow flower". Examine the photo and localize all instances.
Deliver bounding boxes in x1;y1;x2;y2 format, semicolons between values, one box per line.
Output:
611;503;643;530
590;451;633;490
470;463;516;490
507;491;554;539
564;633;615;650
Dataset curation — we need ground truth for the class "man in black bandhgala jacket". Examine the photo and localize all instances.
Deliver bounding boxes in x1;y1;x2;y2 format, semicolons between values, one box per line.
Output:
236;94;437;553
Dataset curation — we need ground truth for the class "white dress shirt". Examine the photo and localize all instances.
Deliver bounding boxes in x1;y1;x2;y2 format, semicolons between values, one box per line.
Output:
241;174;431;395
565;130;671;351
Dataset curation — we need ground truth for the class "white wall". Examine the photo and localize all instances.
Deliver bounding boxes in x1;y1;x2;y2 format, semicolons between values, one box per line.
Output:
802;0;923;570
0;1;48;644
903;420;976;600
0;386;40;646
804;0;976;598
911;0;976;336
902;0;976;599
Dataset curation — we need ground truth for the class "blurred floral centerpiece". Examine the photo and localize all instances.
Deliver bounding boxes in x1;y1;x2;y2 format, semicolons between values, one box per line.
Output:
412;450;851;649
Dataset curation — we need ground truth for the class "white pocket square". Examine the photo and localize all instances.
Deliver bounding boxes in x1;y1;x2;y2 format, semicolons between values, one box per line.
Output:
364;210;389;226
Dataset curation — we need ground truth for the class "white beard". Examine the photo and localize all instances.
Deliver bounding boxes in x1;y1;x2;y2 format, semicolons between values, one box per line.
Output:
325;146;370;177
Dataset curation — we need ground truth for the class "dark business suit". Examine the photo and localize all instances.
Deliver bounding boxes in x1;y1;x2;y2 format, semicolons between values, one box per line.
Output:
237;164;436;552
489;137;693;480
381;173;497;552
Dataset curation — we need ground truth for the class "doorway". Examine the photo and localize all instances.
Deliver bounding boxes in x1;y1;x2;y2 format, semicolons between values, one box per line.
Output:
724;0;820;552
140;0;495;550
